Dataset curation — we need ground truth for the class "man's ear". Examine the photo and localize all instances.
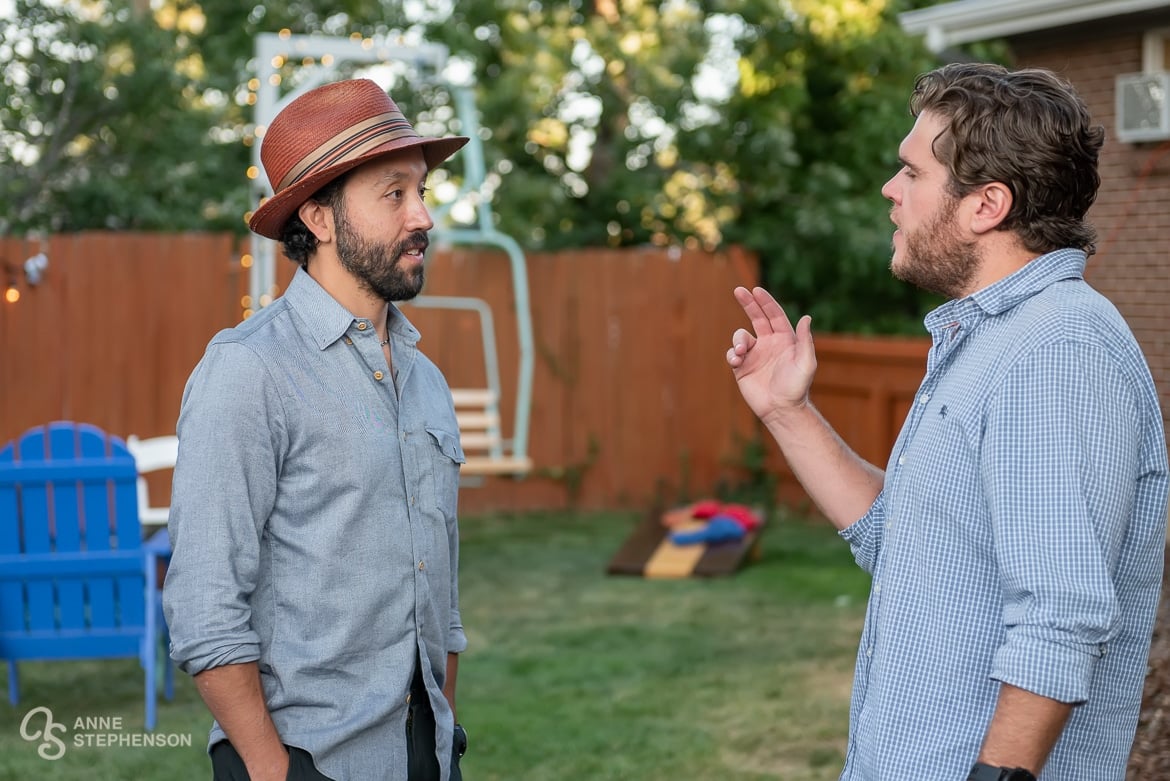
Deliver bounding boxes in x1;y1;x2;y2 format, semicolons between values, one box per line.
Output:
968;182;1013;235
298;199;335;244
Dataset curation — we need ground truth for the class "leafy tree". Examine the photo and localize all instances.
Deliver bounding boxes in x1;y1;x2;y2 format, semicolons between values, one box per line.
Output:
0;0;247;232
1;0;965;332
710;0;947;330
419;0;947;331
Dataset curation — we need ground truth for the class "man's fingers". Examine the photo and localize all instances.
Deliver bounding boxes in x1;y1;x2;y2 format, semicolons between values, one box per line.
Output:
734;285;798;339
733;286;775;337
752;287;793;334
732;328;755;352
793;314;817;371
727;328;756;368
795;314;813;338
732;286;755;306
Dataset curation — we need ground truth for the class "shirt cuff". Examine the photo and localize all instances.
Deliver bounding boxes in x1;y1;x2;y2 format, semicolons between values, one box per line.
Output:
839;491;885;575
170;636;261;676
447;626;468;655
990;628;1103;704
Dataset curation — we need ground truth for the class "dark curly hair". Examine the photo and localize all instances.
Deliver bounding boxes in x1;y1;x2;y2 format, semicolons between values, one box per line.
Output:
278;174;349;268
910;63;1104;255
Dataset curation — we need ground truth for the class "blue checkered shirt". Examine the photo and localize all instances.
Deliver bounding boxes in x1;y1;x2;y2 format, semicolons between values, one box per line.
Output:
838;249;1169;780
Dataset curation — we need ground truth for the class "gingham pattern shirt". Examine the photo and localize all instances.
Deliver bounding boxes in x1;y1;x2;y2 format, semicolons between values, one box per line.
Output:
838;249;1169;780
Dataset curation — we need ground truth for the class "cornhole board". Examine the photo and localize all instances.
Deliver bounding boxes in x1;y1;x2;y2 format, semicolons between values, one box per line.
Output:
606;505;766;579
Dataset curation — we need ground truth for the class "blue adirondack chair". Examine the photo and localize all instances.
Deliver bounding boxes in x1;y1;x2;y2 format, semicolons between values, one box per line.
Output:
0;421;174;730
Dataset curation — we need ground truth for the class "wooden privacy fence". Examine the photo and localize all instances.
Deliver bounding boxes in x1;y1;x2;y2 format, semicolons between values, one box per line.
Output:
0;233;931;513
0;232;248;445
773;335;930;510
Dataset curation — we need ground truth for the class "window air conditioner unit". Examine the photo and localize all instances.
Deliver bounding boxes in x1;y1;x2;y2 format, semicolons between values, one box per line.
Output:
1116;71;1170;143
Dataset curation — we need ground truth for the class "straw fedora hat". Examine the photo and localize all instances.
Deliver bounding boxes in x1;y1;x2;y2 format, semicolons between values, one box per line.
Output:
248;78;468;239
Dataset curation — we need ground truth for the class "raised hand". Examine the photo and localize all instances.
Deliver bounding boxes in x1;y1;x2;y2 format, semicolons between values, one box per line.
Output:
726;286;817;427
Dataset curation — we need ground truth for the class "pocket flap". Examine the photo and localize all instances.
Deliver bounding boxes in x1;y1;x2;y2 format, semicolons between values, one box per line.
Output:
425;426;467;465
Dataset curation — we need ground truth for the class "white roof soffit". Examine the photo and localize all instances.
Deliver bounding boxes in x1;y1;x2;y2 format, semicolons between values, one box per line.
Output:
901;0;1170;53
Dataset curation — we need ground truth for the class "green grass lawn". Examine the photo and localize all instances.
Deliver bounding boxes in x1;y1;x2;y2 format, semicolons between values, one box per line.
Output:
0;509;870;780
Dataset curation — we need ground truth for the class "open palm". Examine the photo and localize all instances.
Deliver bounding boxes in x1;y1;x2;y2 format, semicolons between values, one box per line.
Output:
726;286;817;425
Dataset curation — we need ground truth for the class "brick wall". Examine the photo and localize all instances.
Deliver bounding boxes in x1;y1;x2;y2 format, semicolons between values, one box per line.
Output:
1012;12;1170;420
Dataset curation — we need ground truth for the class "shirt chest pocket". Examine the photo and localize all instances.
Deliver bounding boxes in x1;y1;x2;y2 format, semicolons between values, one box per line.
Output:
420;426;465;518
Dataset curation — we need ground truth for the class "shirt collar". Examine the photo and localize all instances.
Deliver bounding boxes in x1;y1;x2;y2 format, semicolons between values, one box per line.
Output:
924;248;1087;336
282;266;421;350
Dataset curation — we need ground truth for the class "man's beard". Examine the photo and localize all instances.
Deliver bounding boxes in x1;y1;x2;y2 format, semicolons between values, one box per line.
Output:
334;204;428;303
891;194;981;300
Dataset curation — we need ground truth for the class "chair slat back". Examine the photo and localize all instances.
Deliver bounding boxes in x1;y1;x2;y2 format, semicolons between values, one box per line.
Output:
47;425;87;629
0;440;24;636
0;422;143;637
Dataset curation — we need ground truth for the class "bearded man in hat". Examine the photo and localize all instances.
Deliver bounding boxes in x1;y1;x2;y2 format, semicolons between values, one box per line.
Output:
163;79;471;781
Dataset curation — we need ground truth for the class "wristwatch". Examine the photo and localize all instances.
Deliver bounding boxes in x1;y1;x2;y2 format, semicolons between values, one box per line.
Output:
967;762;1036;781
453;723;468;758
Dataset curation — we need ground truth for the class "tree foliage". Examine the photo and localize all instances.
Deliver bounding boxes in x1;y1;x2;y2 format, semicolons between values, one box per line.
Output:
0;0;960;332
0;0;248;232
420;0;951;330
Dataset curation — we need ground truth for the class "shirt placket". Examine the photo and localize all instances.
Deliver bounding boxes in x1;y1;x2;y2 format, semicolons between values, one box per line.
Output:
387;341;439;689
345;317;436;684
844;316;975;779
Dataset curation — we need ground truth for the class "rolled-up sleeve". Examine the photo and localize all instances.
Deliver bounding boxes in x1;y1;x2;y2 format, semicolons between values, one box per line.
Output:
446;602;467;655
163;340;286;676
446;503;467;654
840;491;886;575
983;341;1140;703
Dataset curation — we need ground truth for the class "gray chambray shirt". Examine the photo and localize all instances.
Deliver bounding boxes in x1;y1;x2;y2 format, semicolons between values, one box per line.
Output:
163;266;467;781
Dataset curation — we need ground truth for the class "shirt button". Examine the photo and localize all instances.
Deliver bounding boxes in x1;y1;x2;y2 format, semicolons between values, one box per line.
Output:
344;337;353;346
357;322;368;331
919;393;931;404
405;693;412;705
897;456;905;466
418;560;425;571
874;584;881;594
374;370;384;381
866;647;873;657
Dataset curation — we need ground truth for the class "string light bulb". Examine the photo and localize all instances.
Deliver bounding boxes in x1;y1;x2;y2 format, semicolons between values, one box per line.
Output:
3;262;21;303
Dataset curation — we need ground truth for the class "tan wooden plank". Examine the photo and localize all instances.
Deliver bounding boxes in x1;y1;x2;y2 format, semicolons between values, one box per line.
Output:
642;520;708;579
455;411;498;430
458;433;500;451
450;388;497;407
461;456;533;475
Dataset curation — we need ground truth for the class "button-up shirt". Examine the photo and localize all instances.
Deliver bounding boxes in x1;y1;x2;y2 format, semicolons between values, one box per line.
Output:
839;249;1169;780
163;267;467;781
